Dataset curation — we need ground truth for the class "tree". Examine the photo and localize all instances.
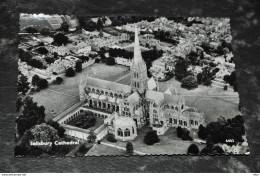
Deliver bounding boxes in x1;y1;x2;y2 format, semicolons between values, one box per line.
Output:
212;146;224;154
17;74;30;95
44;56;55;64
30;59;43;69
144;130;160;145
198;124;207;140
187;144;199;155
209;62;216;67
16;97;45;137
30;123;59;152
106;57;116;65
224;85;228;91
37;79;48;89
223;75;230;83
22;51;33;63
96;18;103;31
25;27;38;34
216;45;224;55
37;47;48;55
78;144;87;153
40;27;51;36
60;22;69;32
56;77;63;84
126;142;134;155
87;130;96;143
197;73;202;84
201;67;212;86
75;60;82;72
181;128;192;141
53;33;68;46
83;20;97;32
176;126;183;138
65;67;75;77
107;134;117;142
206;134;214;148
47;120;65;138
181;75;198;89
200;147;212;155
32;74;41;86
174;58;190;81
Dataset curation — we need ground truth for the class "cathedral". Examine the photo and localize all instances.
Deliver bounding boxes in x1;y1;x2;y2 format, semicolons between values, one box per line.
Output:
79;26;205;141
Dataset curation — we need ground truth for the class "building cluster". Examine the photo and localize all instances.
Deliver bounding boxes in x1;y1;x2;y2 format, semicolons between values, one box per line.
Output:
77;27;206;141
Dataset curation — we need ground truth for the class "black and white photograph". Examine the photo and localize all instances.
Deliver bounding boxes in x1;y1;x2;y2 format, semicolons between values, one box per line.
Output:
15;14;249;157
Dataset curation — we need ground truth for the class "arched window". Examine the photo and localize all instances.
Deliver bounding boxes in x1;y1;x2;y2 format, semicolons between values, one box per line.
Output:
132;127;135;134
136;73;138;78
175;106;178;111
153;103;157;108
137;82;139;88
153;109;157;113
171;106;174;109
181;105;184;110
165;104;169;109
124;128;130;137
117;128;123;136
92;88;95;92
101;90;104;94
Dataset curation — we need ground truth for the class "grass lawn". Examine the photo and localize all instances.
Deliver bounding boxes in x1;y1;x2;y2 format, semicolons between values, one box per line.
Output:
85;144;127;156
31;63;130;121
184;96;240;123
102;126;205;155
31;89;79;121
67;116;104;131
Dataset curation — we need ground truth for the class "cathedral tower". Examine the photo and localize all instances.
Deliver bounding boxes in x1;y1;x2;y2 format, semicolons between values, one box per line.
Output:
130;26;148;94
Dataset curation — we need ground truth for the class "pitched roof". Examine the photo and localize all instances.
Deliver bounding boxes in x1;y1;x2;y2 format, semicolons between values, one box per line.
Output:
163;94;180;105
147;77;157;90
86;76;132;94
146;89;183;106
145;90;164;105
127;91;141;104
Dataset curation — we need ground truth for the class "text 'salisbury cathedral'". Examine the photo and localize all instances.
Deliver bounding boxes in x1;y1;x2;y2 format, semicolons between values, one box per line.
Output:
79;26;206;141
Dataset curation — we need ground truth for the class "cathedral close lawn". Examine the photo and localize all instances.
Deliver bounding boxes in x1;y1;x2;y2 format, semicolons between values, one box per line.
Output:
100;126;205;155
31;63;129;121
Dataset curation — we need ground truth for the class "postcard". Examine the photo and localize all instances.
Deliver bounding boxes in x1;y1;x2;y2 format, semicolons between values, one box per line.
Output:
15;14;249;156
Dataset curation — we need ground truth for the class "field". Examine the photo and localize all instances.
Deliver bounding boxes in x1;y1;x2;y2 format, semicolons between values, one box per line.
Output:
31;63;130;121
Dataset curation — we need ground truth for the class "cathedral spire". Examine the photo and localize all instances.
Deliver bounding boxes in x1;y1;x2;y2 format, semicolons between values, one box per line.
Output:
130;25;148;94
133;26;143;65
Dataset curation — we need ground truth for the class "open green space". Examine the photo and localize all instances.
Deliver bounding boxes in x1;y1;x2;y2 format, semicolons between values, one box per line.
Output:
102;126;205;155
85;144;127;156
31;63;130;121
